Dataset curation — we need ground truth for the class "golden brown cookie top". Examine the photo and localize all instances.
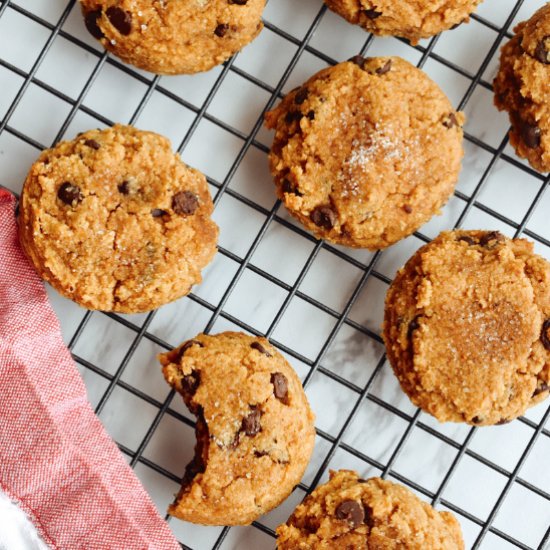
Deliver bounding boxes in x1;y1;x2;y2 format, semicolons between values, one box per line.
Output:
265;57;464;250
383;230;550;426
19;124;218;313
323;0;483;44
276;470;464;549
160;332;316;526
518;3;550;64
493;4;550;172
80;0;265;74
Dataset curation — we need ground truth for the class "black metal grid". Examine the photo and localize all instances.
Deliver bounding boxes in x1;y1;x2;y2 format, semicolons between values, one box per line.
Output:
1;0;549;548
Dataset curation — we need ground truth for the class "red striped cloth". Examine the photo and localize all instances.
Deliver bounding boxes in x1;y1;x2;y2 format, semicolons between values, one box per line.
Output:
0;189;180;549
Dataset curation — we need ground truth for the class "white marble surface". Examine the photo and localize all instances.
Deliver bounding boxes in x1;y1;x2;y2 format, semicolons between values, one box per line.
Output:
1;0;550;549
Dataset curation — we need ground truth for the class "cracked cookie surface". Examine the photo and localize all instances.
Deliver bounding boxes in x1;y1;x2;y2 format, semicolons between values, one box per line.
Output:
265;57;464;250
276;470;464;549
383;230;550;426
160;331;316;525
323;0;482;44
494;3;550;173
80;0;265;74
19;124;218;313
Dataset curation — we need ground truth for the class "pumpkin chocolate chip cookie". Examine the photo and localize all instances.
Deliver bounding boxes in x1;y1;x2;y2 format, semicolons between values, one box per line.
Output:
80;0;265;74
265;57;464;249
494;3;550;173
19;124;218;313
276;470;464;549
323;0;483;45
383;230;550;426
160;332;316;526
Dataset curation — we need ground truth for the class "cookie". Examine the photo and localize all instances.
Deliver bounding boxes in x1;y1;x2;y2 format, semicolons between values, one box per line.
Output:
264;57;464;250
276;470;464;549
324;0;482;45
80;0;265;74
19;125;218;313
383;230;550;426
494;4;550;173
160;332;316;525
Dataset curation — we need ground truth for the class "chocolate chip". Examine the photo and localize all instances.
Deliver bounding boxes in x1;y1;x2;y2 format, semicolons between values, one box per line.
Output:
303;516;321;534
85;10;104;39
458;235;477;246
364;8;382;19
178;339;205;359
271;372;289;404
118;181;130;194
497;418;511;425
407;315;422;340
183;454;205;483
229;0;248;4
472;416;483;424
84;139;100;150
541;319;550;351
181;371;201;395
518;119;541;149
443;113;459;129
151;209;167;218
172;191;199;216
282;178;303;196
242;409;261;436
403;204;413;214
215;23;229;37
311;205;337;230
376;59;392;75
251;341;272;357
285;111;303;124
534;36;550;64
306;110;315;120
106;6;132;35
348;55;367;68
335;500;365;528
295;88;309;105
479;231;505;248
57;182;83;206
533;382;549;397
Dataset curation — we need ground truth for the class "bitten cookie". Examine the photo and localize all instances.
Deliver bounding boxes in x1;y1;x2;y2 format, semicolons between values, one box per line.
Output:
383;230;550;426
494;4;550;173
160;332;316;525
324;0;482;45
80;0;265;74
276;470;464;549
19;125;218;313
265;57;464;250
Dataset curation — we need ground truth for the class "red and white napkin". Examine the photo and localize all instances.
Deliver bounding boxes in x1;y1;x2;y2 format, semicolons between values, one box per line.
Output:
0;189;180;549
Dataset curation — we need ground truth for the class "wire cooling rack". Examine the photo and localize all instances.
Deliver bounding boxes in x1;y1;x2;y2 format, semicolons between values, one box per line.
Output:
1;0;550;548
